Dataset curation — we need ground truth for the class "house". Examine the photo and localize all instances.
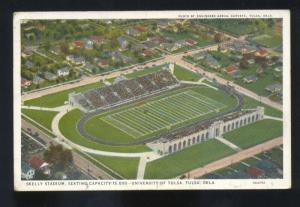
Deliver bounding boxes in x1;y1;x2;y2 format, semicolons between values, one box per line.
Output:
219;45;228;53
205;55;221;69
32;75;45;85
157;20;169;29
90;35;105;44
160;43;178;52
25;32;35;39
66;55;86;65
29;156;51;176
191;51;207;60
50;45;61;55
110;51;122;61
247;59;255;64
243;74;258;83
21;161;35;180
98;59;109;68
265;83;282;93
79;23;90;29
231;71;242;79
134;26;146;33
21;47;33;57
44;71;57;81
103;20;112;24
255;48;268;57
266;60;275;66
84;39;94;49
121;55;132;64
132;44;146;52
142;49;153;57
274;66;283;72
241;44;257;54
85;62;97;73
117;37;128;50
126;28;139;36
57;67;70;76
245;166;265;178
224;64;238;74
146;36;165;47
21;78;31;87
174;40;186;48
25;61;34;68
185;38;197;46
72;40;84;48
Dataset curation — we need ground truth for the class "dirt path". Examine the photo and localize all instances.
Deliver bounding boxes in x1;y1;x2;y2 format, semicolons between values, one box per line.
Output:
178;137;283;179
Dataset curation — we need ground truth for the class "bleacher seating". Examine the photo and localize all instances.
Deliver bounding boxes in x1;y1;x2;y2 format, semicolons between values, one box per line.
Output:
71;69;179;111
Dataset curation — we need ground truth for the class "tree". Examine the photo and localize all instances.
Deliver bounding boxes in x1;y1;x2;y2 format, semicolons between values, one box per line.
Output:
240;58;249;69
43;143;73;168
44;40;51;51
214;33;222;42
60;42;70;55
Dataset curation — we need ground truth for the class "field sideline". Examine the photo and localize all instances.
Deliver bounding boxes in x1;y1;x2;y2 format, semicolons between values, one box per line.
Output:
102;90;225;138
83;85;237;145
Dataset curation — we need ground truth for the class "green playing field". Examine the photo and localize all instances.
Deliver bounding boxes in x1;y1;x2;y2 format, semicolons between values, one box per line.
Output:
102;89;225;138
83;86;237;144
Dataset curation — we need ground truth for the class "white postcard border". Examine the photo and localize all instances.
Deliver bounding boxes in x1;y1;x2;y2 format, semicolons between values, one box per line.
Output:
14;10;291;191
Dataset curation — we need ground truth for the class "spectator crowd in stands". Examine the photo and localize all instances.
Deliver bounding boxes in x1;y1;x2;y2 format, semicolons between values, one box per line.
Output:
71;69;179;111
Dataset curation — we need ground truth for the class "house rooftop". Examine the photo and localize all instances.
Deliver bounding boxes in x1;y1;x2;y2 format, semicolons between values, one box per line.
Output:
29;156;44;169
225;64;238;73
245;166;264;177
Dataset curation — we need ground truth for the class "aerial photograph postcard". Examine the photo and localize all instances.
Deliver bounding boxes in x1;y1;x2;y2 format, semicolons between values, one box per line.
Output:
14;10;291;191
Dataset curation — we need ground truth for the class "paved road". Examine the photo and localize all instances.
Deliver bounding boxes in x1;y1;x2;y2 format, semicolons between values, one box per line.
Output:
178;137;283;179
22;40;282;112
22;119;114;179
168;57;282;111
21;42;227;102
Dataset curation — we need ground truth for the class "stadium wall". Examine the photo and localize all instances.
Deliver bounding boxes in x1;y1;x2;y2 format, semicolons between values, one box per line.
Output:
147;107;264;156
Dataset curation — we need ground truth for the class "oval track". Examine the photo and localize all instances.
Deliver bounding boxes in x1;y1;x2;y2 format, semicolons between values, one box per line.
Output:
76;84;244;146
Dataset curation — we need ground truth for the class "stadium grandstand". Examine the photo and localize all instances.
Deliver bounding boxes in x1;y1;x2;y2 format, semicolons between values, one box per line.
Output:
69;69;180;112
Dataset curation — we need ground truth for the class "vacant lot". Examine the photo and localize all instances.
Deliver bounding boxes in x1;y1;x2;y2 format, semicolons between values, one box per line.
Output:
173;65;202;81
223;119;283;149
90;155;140;179
144;139;235;179
22;109;58;130
24;82;102;108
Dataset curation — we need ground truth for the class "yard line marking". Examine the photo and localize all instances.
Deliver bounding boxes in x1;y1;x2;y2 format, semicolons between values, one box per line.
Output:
115;113;151;133
101;116;142;138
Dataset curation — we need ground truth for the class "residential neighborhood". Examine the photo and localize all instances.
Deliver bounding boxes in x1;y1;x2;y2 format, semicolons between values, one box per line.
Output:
19;17;286;185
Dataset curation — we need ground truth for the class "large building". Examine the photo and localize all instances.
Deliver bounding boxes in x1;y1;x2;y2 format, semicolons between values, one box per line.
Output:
147;107;264;155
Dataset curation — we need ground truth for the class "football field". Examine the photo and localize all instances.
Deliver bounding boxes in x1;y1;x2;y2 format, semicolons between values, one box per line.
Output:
101;90;226;138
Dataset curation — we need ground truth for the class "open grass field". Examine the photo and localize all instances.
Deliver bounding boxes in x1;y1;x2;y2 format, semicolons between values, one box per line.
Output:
234;64;281;97
251;33;282;48
173;65;202;81
22;109;58;130
242;95;282;118
58;109;150;153
90;154;140;179
223;119;283;149
84;85;236;144
125;64;168;79
24;81;102;108
144;139;235;179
